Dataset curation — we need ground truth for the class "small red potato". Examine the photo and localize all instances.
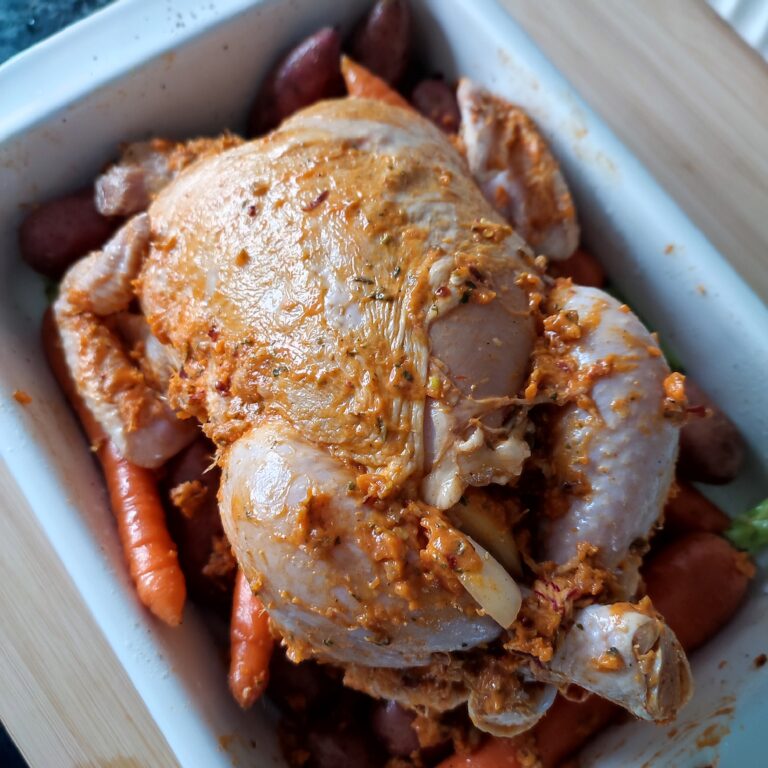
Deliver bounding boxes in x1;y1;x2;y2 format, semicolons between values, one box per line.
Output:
19;189;117;278
678;379;746;485
411;79;460;133
549;247;605;287
249;27;343;135
349;0;412;85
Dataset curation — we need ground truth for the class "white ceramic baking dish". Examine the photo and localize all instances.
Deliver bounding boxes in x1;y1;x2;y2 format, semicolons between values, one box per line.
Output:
1;0;766;765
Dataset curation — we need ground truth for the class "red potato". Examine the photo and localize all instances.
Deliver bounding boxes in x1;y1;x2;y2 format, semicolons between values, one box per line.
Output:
371;700;420;757
678;379;746;485
249;27;343;135
644;531;753;653
268;650;339;714
549;247;605;287
662;481;731;536
411;79;461;133
19;189;117;278
306;723;383;768
349;0;412;85
304;690;385;768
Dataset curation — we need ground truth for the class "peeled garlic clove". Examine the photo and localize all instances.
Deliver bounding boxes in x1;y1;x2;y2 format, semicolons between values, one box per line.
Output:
449;491;523;576
459;536;522;628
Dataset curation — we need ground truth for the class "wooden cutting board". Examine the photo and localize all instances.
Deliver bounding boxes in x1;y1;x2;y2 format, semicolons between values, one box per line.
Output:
501;0;768;303
1;3;766;767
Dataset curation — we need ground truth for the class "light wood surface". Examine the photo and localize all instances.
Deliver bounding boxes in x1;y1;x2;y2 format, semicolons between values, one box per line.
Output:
500;0;768;303
0;459;179;768
2;3;766;767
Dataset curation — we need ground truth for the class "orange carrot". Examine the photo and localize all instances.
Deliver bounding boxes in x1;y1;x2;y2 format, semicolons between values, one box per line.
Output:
662;480;730;536
439;524;753;768
534;693;620;767
340;55;412;109
229;568;274;708
644;531;752;653
435;737;527;768
42;308;186;626
435;690;617;768
550;247;606;288
102;443;187;625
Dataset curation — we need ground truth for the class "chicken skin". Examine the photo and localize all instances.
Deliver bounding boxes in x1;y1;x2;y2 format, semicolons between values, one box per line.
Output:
142;98;535;505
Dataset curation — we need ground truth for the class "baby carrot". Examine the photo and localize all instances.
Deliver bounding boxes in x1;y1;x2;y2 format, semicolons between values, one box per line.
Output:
435;690;618;768
644;531;752;653
229;568;274;708
435;736;526;768
534;693;620;767
42;308;186;626
102;442;187;626
663;481;730;536
341;55;412;109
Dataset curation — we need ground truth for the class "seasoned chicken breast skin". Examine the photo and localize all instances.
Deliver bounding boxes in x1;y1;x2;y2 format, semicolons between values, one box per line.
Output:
141;98;535;502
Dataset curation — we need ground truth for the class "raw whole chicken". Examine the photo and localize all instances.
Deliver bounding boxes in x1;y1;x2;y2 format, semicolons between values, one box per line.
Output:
54;84;691;736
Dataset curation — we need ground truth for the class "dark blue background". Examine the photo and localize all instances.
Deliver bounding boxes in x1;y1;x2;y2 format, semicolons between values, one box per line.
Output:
2;2;116;763
1;0;115;64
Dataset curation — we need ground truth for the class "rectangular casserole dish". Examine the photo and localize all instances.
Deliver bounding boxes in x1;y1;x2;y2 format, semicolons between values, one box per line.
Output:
0;0;766;765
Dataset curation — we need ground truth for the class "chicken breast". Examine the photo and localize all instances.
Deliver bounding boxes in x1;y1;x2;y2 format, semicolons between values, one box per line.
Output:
220;418;502;667
141;98;535;501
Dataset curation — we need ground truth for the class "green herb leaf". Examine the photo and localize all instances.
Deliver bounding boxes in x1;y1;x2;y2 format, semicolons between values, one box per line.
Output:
726;498;768;553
